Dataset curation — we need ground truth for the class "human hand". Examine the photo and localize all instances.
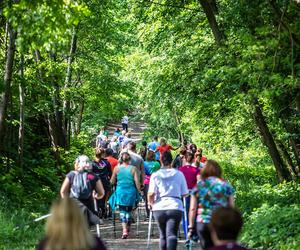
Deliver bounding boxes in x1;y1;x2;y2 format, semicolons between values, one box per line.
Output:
93;191;101;200
188;230;193;239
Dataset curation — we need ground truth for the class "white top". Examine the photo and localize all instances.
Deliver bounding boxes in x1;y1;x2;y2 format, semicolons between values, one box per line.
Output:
149;168;188;211
122;116;129;124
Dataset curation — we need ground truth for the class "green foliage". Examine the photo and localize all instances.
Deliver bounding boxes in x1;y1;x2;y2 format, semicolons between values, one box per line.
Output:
0;0;300;249
241;204;300;250
0;194;45;250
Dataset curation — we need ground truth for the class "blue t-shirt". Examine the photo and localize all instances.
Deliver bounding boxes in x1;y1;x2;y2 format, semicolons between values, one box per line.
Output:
148;141;160;160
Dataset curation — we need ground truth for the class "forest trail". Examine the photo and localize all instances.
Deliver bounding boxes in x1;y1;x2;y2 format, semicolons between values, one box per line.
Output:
106;119;148;141
95;119;199;249
94;201;197;250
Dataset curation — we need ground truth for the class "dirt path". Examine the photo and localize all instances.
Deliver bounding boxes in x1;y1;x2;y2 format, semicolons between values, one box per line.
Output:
98;118;200;249
106;120;147;141
94;201;198;250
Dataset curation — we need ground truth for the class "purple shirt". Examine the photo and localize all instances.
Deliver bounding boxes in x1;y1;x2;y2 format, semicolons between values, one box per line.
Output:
207;243;250;250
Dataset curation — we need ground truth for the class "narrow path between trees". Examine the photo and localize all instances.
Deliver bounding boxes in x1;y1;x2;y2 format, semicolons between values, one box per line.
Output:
106;120;148;141
94;119;199;249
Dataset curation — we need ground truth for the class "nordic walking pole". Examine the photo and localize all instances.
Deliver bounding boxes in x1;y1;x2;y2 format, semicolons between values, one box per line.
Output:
94;198;101;238
112;186;117;238
136;202;140;237
147;209;153;250
183;196;192;250
34;213;52;222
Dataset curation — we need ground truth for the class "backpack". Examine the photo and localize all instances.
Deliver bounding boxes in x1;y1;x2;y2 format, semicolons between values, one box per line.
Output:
70;171;92;200
92;160;111;187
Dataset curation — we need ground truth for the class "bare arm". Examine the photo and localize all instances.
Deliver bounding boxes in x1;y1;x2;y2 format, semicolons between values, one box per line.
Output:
188;194;198;229
148;192;155;208
170;145;180;151
140;161;145;184
133;167;141;192
60;177;70;198
95;180;105;199
110;166;119;185
228;195;235;207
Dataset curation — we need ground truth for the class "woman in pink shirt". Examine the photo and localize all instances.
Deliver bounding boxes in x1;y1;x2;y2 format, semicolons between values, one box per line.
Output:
179;151;201;239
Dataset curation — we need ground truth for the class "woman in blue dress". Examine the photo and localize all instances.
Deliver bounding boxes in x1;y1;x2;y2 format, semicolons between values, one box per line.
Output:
110;152;141;239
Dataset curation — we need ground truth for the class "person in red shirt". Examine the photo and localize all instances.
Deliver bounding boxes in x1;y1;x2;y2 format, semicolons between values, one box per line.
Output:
105;148;119;172
156;137;180;162
195;148;208;171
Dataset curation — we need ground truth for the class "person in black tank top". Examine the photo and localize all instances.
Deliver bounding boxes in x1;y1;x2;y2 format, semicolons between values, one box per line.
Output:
92;148;112;219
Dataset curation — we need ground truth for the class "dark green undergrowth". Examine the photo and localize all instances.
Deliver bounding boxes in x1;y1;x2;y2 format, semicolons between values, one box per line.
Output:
0;194;45;250
215;152;300;250
0;135;96;250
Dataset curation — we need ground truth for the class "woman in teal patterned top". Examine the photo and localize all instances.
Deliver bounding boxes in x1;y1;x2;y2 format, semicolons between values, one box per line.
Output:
110;152;140;239
188;160;235;249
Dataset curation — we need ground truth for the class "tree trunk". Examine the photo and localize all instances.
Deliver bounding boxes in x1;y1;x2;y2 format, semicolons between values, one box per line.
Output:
18;54;25;171
276;140;297;177
35;50;62;167
76;99;84;135
50;53;67;148
173;107;184;143
46;114;61;167
279;105;300;171
0;22;16;152
290;139;300;171
198;0;223;45
269;0;300;48
63;26;78;147
253;100;291;181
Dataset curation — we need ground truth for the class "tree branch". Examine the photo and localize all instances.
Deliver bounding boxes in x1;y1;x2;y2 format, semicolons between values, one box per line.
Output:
141;0;201;12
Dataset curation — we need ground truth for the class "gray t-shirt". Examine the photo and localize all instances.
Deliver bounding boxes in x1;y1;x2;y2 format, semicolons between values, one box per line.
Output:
149;168;188;211
129;151;143;172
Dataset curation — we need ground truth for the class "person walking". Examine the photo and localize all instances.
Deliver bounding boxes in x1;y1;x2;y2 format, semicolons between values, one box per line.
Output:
92;148;112;219
60;155;105;225
108;136;119;157
156;138;180;163
118;130;126;149
126;141;145;185
178;151;201;239
105;148;119;172
121;115;129;132
143;150;161;218
110;152;141;239
188;160;235;249
139;140;148;160
37;198;107;250
148;151;189;250
172;146;187;169
147;136;160;161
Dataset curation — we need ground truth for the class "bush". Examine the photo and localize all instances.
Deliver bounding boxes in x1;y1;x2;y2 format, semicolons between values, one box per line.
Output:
241;204;300;250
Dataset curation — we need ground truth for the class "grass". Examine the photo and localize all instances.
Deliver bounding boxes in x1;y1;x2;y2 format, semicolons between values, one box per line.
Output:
0;205;45;250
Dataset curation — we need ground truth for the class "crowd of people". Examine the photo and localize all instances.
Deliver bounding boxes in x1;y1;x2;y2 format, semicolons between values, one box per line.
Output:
37;124;250;250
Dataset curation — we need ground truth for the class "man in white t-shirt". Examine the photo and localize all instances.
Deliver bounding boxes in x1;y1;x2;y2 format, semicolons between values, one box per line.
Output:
121;115;129;132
